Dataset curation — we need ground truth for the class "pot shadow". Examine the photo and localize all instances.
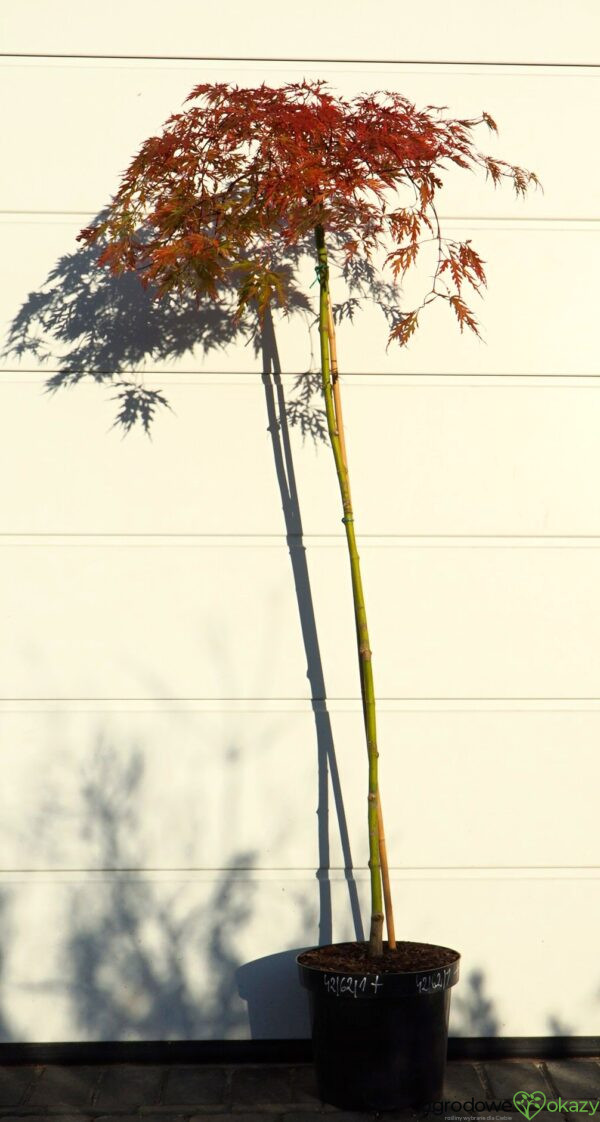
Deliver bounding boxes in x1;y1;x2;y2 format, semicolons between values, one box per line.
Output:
236;948;312;1039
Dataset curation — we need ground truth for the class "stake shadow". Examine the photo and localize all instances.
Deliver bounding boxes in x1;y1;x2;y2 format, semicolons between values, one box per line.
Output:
261;308;364;948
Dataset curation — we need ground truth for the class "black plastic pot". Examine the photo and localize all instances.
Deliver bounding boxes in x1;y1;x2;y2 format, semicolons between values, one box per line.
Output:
297;941;460;1111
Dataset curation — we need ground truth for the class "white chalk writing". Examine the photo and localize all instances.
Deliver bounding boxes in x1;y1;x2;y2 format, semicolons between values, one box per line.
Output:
415;966;452;994
323;974;382;998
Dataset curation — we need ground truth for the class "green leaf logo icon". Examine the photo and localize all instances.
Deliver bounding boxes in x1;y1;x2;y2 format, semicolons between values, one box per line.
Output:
514;1091;546;1119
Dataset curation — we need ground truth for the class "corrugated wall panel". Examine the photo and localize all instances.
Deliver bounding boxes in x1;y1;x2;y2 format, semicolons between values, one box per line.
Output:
1;9;598;1042
1;63;597;218
0;704;597;871
0;873;596;1041
2;0;599;63
3;539;600;701
2;376;600;536
2;220;598;377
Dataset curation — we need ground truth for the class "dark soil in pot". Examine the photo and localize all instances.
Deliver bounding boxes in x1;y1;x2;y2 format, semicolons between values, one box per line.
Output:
299;939;459;974
298;940;460;1112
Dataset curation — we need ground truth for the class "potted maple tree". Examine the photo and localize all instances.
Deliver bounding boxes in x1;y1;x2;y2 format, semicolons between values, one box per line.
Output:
78;81;537;1109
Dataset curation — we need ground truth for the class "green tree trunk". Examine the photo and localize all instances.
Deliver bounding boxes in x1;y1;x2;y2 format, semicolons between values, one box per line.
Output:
315;223;384;957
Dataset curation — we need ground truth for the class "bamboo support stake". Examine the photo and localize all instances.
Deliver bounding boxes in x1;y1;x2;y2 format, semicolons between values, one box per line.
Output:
326;300;350;472
315;223;383;957
326;297;397;952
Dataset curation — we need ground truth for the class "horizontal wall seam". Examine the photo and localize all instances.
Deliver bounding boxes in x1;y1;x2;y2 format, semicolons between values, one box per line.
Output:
3;213;598;225
2;215;596;231
0;865;597;873
3;699;600;712
0;867;596;881
4;371;600;382
3;696;600;703
3;534;600;547
2;54;600;69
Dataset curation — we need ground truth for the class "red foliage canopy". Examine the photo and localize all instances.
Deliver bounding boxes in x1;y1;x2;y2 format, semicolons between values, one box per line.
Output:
79;80;538;343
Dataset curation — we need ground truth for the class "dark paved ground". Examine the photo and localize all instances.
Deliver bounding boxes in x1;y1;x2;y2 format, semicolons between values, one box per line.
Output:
0;1059;598;1121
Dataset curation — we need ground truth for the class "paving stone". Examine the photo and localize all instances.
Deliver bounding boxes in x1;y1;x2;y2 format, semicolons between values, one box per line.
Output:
94;1065;165;1110
0;1066;38;1107
321;1108;424;1120
192;1115;283;1122
27;1065;103;1108
384;1112;427;1122
0;1116;91;1122
443;1063;488;1101
288;1066;321;1106
97;1116;187;1122
0;1058;595;1122
231;1066;292;1107
484;1062;550;1099
282;1113;375;1122
545;1061;600;1101
162;1066;227;1106
459;1064;560;1122
502;1115;558;1122
282;1112;378;1121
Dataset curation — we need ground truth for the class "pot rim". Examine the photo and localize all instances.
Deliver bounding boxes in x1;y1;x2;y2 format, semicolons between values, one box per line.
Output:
297;940;460;997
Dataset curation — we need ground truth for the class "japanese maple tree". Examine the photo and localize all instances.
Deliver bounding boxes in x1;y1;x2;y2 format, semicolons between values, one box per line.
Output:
79;80;537;957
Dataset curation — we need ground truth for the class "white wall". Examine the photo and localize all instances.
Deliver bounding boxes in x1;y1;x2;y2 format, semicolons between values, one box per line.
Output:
0;2;599;1042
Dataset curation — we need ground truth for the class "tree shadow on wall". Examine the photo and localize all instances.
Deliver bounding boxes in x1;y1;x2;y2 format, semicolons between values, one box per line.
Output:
450;966;594;1048
4;219;401;433
4;232;258;432
4;223;392;953
0;893;15;1042
451;968;501;1037
5;231;600;1044
63;738;258;1039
